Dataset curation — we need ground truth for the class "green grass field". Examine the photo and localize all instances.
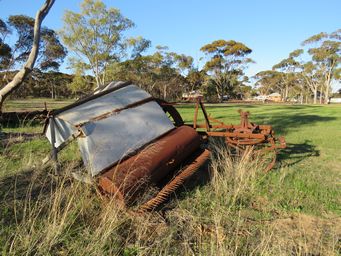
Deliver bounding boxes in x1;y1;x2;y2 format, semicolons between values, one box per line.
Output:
179;103;341;215
1;101;340;255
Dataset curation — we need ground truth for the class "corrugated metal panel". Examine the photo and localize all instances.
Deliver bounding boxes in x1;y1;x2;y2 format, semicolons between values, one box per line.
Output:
78;101;174;176
45;83;175;176
56;84;151;126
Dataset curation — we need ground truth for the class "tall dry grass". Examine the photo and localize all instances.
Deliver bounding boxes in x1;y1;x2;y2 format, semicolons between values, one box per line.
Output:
2;143;340;255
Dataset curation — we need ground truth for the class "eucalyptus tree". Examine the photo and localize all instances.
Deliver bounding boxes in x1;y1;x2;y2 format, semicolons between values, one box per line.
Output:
299;61;324;104
0;0;56;111
254;70;284;95
302;30;340;104
186;69;207;92
0;14;67;102
60;0;149;89
0;19;12;70
200;40;253;101
0;15;66;75
108;46;193;100
272;49;303;101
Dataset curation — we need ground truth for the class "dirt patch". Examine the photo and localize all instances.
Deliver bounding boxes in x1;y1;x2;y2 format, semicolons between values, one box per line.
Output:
268;213;341;255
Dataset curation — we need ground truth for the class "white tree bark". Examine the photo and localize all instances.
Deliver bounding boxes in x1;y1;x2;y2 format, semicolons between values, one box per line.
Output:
0;0;55;112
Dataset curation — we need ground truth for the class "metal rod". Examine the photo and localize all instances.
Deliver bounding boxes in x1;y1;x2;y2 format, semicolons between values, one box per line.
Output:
193;98;199;129
49;116;59;174
198;98;211;131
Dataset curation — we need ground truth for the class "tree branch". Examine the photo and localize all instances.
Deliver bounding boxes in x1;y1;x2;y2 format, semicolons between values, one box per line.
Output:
0;0;55;112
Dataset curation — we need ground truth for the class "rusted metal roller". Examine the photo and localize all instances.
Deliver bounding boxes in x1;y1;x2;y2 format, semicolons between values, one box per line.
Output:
98;125;203;204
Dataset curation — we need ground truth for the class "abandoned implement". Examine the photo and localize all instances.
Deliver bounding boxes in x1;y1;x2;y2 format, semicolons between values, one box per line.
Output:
44;81;210;211
190;97;286;171
44;81;285;211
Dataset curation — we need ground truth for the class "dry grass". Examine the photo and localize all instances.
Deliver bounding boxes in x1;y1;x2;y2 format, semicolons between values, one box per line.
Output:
1;143;340;255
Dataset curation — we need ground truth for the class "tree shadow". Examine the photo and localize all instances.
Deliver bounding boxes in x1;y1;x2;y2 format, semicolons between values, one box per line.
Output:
264;114;336;135
277;140;319;168
0;110;47;128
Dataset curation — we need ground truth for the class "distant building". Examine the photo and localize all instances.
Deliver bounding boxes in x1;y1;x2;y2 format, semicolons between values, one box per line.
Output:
253;95;268;101
330;97;341;103
267;93;282;102
253;92;282;102
182;91;203;100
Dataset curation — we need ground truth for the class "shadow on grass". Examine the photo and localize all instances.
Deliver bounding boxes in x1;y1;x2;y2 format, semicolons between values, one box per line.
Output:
277;140;320;168
267;115;336;135
0;166;73;226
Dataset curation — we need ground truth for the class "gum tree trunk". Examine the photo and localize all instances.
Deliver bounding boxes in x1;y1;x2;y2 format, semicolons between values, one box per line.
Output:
0;0;55;112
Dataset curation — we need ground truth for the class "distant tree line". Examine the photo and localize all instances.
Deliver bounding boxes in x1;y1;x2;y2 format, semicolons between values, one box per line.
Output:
254;30;340;104
0;0;340;107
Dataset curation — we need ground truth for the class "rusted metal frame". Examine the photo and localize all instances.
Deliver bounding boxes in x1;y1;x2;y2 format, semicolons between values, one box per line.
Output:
49;116;59;174
226;136;265;145
254;137;286;152
206;131;266;139
50;81;132;116
75;97;154;127
49;117;57;161
264;153;277;172
207;115;225;125
278;136;286;148
191;122;247;131
254;137;277;172
259;124;272;130
193;98;200;129
199;99;211;132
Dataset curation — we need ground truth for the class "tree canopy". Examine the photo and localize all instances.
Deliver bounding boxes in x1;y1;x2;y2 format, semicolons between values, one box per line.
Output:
200;40;253;101
60;0;149;89
0;15;67;74
0;0;57;111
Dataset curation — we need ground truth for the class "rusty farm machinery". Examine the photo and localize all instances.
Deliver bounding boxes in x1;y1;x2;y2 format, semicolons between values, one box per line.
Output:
44;81;286;211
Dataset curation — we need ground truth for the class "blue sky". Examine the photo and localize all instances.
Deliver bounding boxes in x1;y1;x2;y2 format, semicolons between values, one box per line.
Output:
1;0;340;90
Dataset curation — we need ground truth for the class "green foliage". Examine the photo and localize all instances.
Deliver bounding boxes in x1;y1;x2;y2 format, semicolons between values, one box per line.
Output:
108;46;194;100
60;0;148;89
0;18;12;70
200;40;253;101
256;29;340;104
0;15;67;73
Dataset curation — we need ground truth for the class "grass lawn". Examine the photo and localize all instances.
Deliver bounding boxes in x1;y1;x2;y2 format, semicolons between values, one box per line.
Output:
0;101;340;255
178;103;341;215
